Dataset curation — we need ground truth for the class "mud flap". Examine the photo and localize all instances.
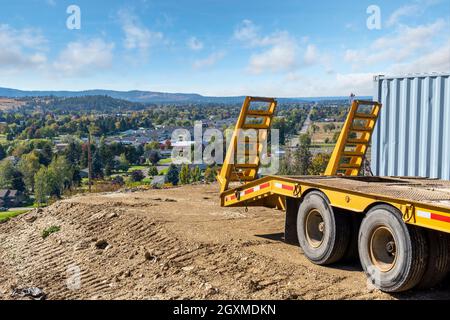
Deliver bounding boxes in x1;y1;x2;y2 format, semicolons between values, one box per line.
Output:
285;198;300;245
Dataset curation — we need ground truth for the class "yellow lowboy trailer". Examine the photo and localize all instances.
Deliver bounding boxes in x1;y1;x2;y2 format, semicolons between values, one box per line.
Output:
218;97;450;293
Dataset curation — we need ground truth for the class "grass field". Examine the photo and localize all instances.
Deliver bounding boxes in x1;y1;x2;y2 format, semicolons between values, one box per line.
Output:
128;165;149;173
159;168;169;175
158;158;172;165
0;210;30;222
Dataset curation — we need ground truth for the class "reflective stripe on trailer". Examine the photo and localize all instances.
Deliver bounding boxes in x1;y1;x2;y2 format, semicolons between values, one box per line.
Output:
417;210;450;223
274;182;294;191
226;182;271;202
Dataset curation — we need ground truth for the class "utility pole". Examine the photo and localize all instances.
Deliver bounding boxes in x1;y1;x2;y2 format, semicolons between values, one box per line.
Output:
88;130;92;193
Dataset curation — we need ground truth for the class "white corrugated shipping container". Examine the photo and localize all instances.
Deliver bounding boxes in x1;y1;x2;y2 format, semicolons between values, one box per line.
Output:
372;73;450;180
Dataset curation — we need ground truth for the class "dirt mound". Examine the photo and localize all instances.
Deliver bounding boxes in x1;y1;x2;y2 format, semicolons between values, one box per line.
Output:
0;184;449;300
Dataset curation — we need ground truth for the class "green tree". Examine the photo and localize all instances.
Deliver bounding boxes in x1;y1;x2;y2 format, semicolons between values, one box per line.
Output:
64;140;82;166
279;149;295;175
145;141;160;151
104;164;112;176
308;153;331;176
294;134;312;175
204;166;217;183
38;142;53;166
98;136;113;169
299;134;312;146
48;156;73;197
179;164;191;185
112;175;125;186
273;118;286;145
148;166;158;176
147;150;161;165
191;166;202;182
130;170;145;182
0;144;6;161
310;123;320;134
71;166;82;187
117;153;130;172
17;152;41;191
167;164;179;186
34;166;51;206
92;151;104;179
0;160;26;192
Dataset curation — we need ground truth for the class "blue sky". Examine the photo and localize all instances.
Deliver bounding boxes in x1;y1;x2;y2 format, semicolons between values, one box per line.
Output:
0;0;449;97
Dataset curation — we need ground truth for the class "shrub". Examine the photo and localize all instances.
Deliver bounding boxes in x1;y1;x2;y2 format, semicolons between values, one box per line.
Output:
42;225;61;239
111;175;125;186
167;164;179;186
130;170;145;182
148;166;158;177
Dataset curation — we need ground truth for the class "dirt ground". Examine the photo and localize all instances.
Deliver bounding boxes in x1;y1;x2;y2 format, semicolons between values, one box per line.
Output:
0;184;449;300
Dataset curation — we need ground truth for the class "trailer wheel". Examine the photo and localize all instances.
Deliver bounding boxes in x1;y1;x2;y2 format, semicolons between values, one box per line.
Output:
358;205;428;292
297;191;350;265
417;230;450;289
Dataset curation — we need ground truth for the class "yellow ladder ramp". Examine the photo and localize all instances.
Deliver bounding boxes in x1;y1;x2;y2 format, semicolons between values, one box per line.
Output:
324;100;382;176
218;96;278;193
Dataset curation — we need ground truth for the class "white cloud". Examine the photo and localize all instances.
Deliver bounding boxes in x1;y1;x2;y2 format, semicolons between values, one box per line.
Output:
234;20;327;75
233;19;260;45
118;9;163;56
248;39;297;74
390;40;450;74
387;0;440;27
187;37;204;51
234;20;300;74
206;71;377;98
193;51;225;69
0;24;116;79
387;4;421;27
345;19;448;68
0;24;47;71
304;44;319;66
234;20;294;48
53;39;114;76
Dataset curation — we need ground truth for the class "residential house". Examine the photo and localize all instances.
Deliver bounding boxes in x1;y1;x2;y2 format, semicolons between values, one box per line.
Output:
0;189;24;208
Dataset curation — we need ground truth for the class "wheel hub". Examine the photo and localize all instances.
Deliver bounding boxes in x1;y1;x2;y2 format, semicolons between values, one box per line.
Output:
318;222;325;233
369;226;397;273
305;209;325;248
386;241;396;254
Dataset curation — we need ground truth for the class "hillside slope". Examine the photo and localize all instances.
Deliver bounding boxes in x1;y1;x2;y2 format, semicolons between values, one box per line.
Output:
0;87;371;104
0;184;448;300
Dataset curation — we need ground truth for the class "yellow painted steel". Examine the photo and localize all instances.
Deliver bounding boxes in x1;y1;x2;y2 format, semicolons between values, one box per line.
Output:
217;96;277;193
324;100;381;176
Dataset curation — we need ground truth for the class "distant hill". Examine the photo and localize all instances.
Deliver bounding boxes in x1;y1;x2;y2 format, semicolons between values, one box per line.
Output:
19;95;147;113
0;87;371;104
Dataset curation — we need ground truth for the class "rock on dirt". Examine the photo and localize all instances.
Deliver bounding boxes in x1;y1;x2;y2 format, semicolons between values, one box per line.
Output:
95;239;109;250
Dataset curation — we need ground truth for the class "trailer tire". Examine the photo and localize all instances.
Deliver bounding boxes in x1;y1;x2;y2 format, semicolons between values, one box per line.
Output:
417;230;450;289
297;191;350;265
358;205;428;292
